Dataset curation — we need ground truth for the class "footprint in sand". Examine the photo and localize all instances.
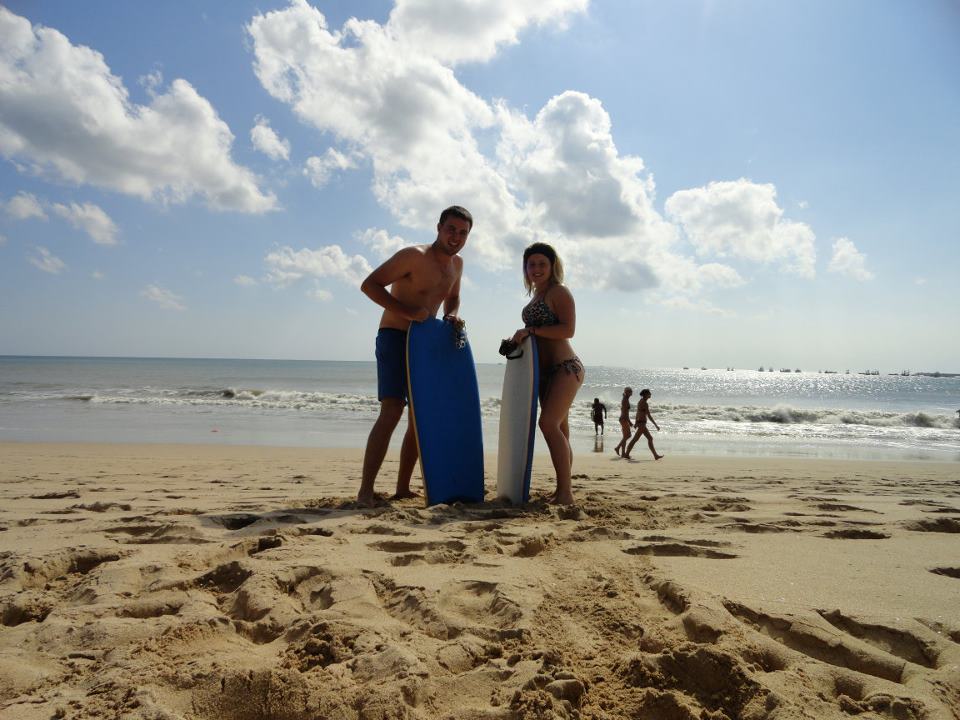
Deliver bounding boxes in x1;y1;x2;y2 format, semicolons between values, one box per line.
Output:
821;528;890;539
723;600;928;685
904;517;960;533
816;609;946;670
368;539;468;565
624;542;738;559
929;567;960;580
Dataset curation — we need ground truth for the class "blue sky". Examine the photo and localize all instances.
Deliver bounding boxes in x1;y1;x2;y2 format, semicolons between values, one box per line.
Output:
1;0;958;371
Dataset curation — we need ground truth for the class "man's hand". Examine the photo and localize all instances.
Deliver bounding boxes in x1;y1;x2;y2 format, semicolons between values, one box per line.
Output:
443;314;465;330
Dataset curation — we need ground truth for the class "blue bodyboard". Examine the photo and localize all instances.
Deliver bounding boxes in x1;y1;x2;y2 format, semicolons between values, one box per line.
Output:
406;318;485;506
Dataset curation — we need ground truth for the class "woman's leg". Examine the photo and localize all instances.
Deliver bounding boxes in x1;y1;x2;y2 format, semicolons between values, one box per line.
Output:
538;371;583;505
614;419;630;455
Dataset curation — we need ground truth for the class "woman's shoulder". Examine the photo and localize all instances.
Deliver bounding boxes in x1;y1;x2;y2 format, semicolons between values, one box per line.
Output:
545;283;573;302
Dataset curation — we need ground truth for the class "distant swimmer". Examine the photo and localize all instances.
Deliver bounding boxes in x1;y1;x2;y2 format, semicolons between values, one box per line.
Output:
624;389;664;461
591;397;607;435
613;387;633;456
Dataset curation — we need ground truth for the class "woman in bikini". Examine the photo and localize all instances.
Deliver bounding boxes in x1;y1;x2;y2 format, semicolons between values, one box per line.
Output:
508;242;584;505
613;387;633;457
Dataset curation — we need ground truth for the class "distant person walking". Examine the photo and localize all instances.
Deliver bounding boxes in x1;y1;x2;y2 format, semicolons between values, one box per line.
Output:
591;398;607;435
506;242;583;505
614;387;633;456
624;389;664;460
357;205;473;506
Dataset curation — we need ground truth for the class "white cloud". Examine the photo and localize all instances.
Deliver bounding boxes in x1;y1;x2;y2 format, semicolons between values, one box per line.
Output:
828;237;873;281
251;115;290;161
660;296;734;316
388;0;588;65
264;244;372;287
914;277;927;286
357;227;408;260
92;270;104;280
304;149;358;189
233;274;258;286
248;2;821;303
6;192;46;220
28;246;65;274
798;200;809;209
0;7;275;213
52;202;118;245
307;284;333;301
665;179;817;278
141;284;186;310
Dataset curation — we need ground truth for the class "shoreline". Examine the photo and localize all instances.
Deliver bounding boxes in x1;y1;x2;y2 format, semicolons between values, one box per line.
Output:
2;442;959;718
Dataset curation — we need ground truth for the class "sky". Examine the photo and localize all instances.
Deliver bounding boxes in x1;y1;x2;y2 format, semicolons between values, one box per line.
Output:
1;0;958;372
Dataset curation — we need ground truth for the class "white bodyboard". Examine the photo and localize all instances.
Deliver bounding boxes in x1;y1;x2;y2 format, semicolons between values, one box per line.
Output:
496;336;538;504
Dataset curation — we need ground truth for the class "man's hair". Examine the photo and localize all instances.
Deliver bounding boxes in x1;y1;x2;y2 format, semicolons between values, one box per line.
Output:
438;205;473;229
522;242;564;294
624;387;632;394
640;389;651;397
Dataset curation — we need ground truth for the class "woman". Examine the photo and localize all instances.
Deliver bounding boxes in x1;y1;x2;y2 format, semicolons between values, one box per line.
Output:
624;388;663;460
509;243;584;505
613;387;633;456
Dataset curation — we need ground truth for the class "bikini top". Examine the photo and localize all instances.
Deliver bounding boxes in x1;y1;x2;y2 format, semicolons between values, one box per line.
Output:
522;295;560;327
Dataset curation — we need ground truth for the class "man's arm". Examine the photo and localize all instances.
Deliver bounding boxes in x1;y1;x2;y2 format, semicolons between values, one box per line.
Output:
442;260;462;321
648;408;660;431
360;248;428;322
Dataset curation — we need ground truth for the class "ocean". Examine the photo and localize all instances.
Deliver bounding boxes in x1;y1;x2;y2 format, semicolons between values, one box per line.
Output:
1;356;958;461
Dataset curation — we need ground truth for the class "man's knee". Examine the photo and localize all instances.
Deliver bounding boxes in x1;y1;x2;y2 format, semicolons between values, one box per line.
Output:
378;399;406;426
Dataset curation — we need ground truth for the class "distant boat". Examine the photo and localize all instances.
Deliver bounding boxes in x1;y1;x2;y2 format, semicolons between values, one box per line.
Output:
780;368;791;373
700;366;707;370
824;370;837;374
682;366;689;370
758;366;765;372
794;369;801;373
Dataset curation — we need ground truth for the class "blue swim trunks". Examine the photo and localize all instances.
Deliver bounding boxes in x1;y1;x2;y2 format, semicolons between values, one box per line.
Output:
375;328;408;402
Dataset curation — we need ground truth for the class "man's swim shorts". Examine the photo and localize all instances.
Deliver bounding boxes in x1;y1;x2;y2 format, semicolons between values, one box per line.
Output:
375;328;408;402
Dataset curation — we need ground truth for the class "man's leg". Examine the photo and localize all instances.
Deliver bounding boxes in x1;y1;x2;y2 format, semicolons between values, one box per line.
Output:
394;414;420;498
359;398;405;504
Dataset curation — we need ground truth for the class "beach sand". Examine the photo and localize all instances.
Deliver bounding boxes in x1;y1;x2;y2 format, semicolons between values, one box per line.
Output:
1;441;958;719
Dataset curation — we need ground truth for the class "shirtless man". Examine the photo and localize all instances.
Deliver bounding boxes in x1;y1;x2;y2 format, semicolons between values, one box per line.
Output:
591;398;607;435
624;388;664;460
613;387;632;456
357;206;472;505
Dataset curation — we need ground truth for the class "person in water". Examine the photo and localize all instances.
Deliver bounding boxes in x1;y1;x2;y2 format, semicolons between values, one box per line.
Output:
507;242;583;505
624;388;664;460
614;387;633;456
591;398;607;435
357;205;472;506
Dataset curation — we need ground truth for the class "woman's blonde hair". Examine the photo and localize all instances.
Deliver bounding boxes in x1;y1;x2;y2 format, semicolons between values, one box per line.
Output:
522;242;564;295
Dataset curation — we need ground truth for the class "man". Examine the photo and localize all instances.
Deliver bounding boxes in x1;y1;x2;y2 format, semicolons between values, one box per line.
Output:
357;206;472;505
591;397;607;435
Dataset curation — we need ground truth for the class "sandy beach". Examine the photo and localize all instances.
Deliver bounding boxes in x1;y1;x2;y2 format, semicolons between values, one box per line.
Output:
1;441;958;719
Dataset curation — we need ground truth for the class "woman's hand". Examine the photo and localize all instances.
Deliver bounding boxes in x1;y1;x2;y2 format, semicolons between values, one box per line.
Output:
510;328;531;346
